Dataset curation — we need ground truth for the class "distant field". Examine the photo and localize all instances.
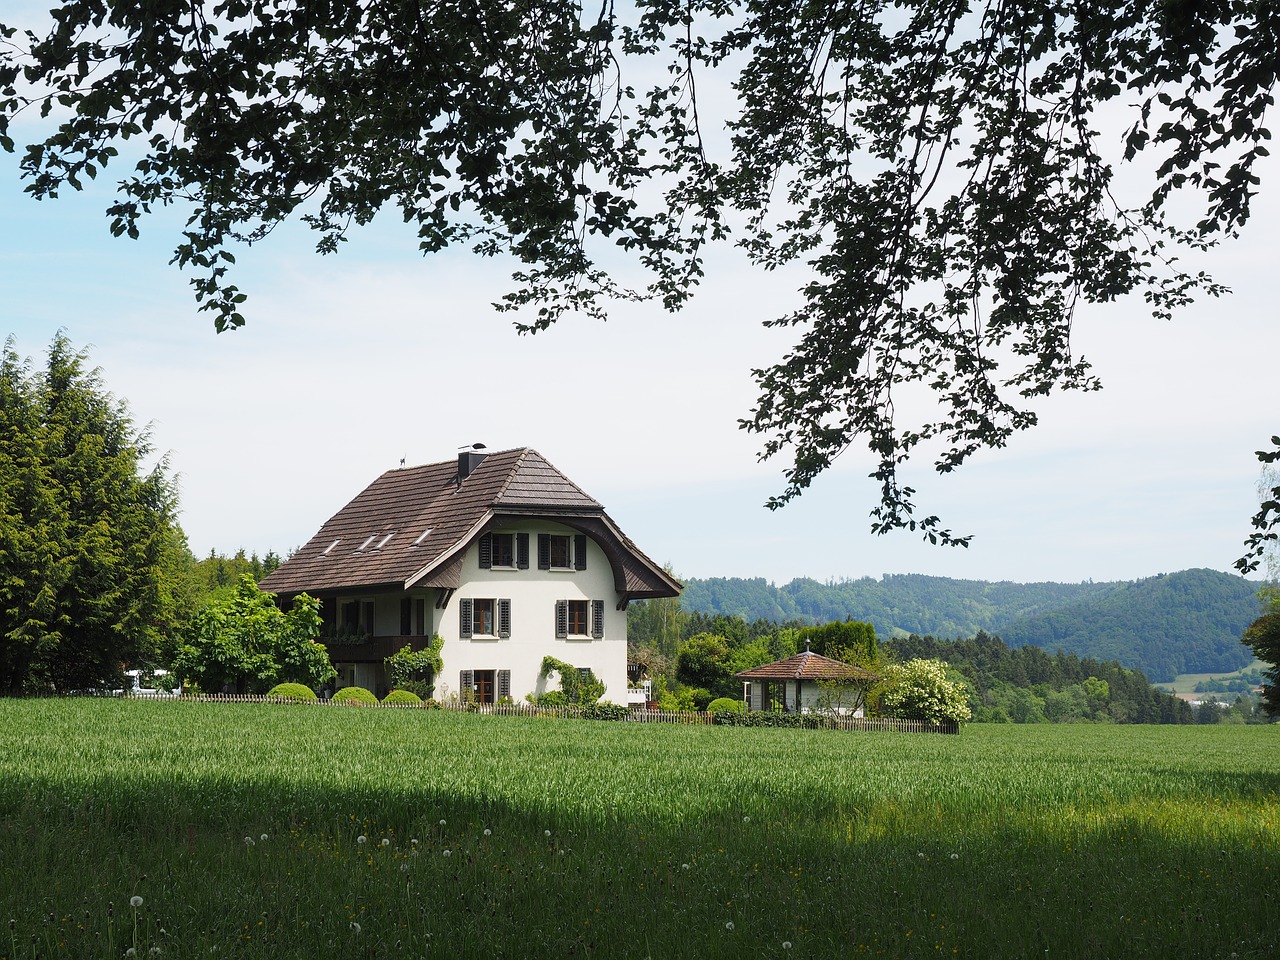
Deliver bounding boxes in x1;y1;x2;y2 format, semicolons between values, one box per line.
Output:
1155;659;1270;694
1;700;1277;959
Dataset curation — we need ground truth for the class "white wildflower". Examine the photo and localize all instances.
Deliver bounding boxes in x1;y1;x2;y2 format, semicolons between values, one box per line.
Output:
483;828;491;836
130;896;143;908
350;922;361;934
442;849;452;858
381;838;390;847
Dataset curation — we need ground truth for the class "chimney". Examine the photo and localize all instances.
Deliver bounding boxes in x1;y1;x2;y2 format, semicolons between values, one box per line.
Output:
457;443;488;483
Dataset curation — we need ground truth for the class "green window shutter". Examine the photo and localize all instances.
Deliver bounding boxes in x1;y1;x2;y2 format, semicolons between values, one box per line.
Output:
574;535;587;571
459;598;473;639
555;600;568;639
460;669;474;697
537;533;551;570
478;533;492;569
498;599;511;638
498;669;511;700
516;532;529;569
591;599;605;639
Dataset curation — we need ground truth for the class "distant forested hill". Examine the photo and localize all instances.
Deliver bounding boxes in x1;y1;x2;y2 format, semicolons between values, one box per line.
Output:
677;569;1259;682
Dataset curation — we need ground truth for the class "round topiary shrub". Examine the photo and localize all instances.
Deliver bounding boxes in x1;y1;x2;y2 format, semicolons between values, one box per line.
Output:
331;685;378;706
707;697;745;715
266;682;318;702
382;689;423;705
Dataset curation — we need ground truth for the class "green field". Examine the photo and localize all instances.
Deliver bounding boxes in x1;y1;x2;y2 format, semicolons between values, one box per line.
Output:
1155;659;1270;695
2;700;1277;959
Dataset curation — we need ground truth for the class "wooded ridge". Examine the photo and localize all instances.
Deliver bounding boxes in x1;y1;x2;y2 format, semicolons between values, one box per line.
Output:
678;569;1259;683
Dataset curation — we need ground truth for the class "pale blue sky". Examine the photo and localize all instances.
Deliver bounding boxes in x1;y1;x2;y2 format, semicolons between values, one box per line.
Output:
2;29;1276;587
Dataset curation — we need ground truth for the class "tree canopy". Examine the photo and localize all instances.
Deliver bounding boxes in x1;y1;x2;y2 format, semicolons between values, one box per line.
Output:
0;334;183;693
2;1;1274;542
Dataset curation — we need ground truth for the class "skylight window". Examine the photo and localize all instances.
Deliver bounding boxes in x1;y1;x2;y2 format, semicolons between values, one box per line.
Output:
376;533;394;550
357;535;377;551
322;539;341;555
411;527;433;547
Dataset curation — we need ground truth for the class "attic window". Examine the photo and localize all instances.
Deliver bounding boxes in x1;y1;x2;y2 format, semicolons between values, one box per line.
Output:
357;535;377;551
322;539;341;555
375;533;394;550
411;527;433;547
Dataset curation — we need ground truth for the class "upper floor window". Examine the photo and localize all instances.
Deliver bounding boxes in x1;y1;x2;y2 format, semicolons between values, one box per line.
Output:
539;533;587;571
555;599;605;639
459;597;512;639
478;532;528;570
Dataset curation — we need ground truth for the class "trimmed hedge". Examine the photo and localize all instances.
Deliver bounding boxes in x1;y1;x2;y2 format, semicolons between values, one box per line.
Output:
580;702;630;721
265;683;318;702
707;697;745;715
330;685;378;706
713;712;827;728
382;689;423;705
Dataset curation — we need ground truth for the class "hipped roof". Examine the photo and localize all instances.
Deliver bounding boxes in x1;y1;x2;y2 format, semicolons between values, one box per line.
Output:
259;447;681;601
734;651;879;682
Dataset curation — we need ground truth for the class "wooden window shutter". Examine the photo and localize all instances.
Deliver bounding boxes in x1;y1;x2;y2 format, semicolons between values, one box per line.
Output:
498;669;511;700
498;599;511;638
591;599;605;639
400;597;412;635
555;600;568;639
537;533;551;570
574;535;588;570
460;669;474;697
478;533;492;569
516;532;529;569
459;598;473;639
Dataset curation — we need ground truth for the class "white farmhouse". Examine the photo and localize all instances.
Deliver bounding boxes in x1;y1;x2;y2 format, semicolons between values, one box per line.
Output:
259;446;681;703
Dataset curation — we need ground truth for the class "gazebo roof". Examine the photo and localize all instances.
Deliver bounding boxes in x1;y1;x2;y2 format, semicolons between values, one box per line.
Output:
733;651;879;682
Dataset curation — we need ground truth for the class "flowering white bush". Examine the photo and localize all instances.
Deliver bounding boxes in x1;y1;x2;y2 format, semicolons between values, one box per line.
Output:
878;659;972;724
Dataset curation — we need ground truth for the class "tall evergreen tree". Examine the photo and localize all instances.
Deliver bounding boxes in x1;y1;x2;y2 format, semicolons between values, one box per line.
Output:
0;334;179;693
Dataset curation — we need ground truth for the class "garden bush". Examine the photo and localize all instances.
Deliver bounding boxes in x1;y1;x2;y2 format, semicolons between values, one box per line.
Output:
265;682;318;702
330;685;378;706
707;697;744;715
530;691;570;707
382;689;423;705
580;701;630;721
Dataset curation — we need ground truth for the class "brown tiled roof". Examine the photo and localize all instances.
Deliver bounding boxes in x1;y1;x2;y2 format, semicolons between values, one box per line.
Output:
259;447;680;600
734;652;879;681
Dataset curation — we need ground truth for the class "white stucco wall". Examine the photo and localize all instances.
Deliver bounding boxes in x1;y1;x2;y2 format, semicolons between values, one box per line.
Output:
434;520;629;703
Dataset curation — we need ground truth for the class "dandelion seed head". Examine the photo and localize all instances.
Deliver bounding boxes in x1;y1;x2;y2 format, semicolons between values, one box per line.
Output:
725;921;735;931
439;819;447;826
129;896;143;909
350;922;361;934
742;816;750;823
243;836;254;846
442;849;452;858
544;829;552;837
125;949;136;958
782;942;793;950
483;828;491;836
381;838;390;847
681;863;690;870
260;834;268;842
357;835;367;844
950;853;959;860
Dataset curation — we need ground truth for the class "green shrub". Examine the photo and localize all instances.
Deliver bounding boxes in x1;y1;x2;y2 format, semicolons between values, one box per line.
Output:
265;682;318;702
707;697;744;715
581;701;630;721
382;689;424;705
330;685;378;706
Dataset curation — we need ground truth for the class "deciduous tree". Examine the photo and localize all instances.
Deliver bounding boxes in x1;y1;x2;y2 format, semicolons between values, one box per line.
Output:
2;2;1274;541
172;575;335;694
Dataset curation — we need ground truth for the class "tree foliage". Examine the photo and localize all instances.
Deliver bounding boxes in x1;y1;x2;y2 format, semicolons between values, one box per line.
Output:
172;574;335;694
0;334;180;694
878;658;972;725
3;2;1273;539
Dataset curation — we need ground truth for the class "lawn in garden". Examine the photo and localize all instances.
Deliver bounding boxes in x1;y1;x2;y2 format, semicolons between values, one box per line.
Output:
1;699;1276;958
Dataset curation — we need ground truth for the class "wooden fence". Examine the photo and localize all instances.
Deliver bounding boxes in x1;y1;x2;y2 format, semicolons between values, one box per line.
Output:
102;692;957;733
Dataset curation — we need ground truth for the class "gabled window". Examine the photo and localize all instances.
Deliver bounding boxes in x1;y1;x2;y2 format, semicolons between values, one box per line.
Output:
459;598;511;639
538;533;587;571
555;599;604;639
478;532;529;570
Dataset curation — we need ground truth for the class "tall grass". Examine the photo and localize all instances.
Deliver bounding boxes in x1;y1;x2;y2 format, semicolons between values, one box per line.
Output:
1;699;1276;958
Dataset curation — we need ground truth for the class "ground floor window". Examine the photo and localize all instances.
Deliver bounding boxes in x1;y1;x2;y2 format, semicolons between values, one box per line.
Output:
459;668;511;704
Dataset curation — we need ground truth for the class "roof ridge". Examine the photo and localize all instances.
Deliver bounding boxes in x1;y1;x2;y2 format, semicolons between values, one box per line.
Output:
489;447;533;504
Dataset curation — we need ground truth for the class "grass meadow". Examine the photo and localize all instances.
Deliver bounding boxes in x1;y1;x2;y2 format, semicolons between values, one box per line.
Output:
1;699;1277;959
